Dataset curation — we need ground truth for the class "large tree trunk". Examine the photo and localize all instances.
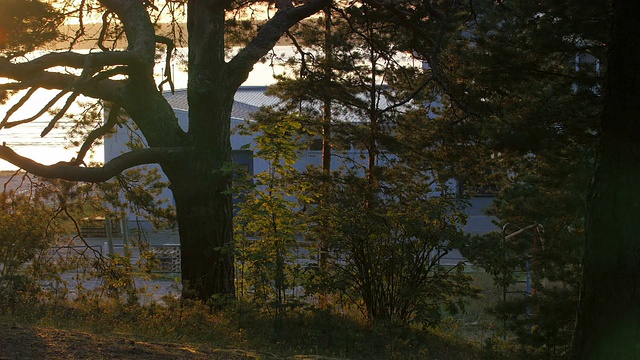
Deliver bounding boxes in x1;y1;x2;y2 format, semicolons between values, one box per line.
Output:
167;161;235;302
159;1;237;302
571;1;640;358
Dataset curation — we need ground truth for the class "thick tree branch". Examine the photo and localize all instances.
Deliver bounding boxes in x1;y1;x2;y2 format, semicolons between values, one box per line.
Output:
0;59;125;103
38;58;128;137
276;0;294;10
0;51;141;76
0;83;31;91
0;144;183;182
1;71;127;141
227;0;330;88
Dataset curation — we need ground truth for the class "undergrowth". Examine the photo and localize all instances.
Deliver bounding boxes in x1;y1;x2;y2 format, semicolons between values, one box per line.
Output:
0;260;540;360
0;293;497;360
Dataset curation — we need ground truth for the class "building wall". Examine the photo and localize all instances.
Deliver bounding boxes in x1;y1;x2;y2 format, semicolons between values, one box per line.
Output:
103;92;498;239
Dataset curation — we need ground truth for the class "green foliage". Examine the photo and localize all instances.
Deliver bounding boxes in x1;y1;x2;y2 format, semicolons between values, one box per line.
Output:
0;172;171;318
258;1;480;326
0;176;88;313
446;0;606;355
0;191;52;279
324;171;476;325
100;167;176;229
0;0;63;104
234;109;315;314
0;0;62;58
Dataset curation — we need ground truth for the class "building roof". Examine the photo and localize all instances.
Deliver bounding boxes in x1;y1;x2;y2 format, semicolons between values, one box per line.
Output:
161;85;411;124
162;86;280;120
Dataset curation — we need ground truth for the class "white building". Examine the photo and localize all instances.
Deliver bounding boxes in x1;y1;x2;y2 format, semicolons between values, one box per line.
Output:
104;86;497;244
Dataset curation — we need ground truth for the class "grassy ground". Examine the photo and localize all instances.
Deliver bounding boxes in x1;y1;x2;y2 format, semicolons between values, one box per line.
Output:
446;269;505;339
0;312;484;360
0;303;490;359
0;324;269;360
0;271;520;360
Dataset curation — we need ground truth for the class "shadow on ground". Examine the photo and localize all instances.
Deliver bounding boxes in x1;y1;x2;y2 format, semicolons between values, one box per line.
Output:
0;324;286;360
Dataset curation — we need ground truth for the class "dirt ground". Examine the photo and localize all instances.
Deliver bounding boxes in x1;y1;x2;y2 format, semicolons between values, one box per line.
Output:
0;324;278;360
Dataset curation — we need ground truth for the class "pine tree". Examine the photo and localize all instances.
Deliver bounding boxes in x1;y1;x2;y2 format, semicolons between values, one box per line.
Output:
265;1;478;323
442;0;606;353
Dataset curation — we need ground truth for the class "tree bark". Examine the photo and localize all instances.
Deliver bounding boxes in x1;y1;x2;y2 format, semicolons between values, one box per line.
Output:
167;160;235;301
156;2;237;302
571;1;640;358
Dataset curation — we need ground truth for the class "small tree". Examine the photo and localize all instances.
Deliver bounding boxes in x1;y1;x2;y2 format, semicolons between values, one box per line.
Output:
445;0;605;354
261;1;478;323
326;172;474;324
234;108;314;313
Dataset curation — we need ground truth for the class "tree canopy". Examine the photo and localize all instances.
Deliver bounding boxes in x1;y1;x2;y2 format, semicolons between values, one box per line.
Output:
0;0;457;303
0;0;332;301
2;1;640;355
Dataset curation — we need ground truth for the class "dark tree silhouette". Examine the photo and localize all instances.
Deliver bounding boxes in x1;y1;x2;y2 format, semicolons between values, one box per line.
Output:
571;0;640;358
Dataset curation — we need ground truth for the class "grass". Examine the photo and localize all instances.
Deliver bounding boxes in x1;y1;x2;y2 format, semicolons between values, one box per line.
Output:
0;271;534;359
4;302;486;359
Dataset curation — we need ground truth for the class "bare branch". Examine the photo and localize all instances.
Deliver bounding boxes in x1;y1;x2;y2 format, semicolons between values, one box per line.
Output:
68;0;88;49
98;10;114;52
0;51;142;76
1;66;127;137
0;83;31;91
285;30;314;76
0;54;126;102
156;35;175;93
0;88;37;127
0;144;183;183
2;89;71;129
74;103;121;165
3;169;26;193
41;92;81;137
381;77;435;113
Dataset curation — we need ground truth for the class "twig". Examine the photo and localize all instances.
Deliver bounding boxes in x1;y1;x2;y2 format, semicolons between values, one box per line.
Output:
74;103;121;165
3;169;24;193
41;92;81;137
0;87;37;128
3;89;71;129
73;0;87;48
285;30;313;77
156;35;175;93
